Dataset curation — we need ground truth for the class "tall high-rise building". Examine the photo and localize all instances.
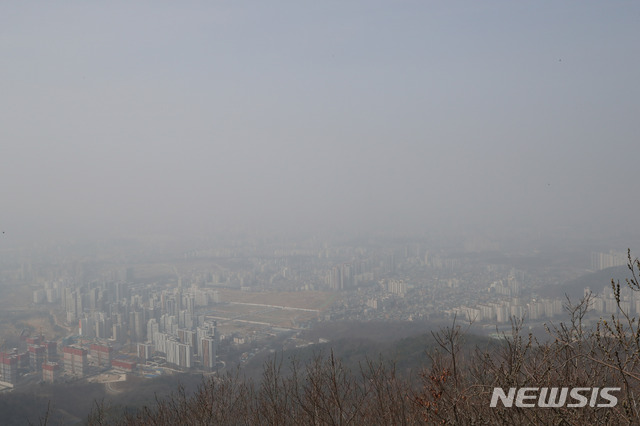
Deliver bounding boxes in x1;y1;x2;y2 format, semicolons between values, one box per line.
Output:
128;311;146;342
196;322;216;357
329;264;354;290
147;318;159;342
44;341;58;362
89;344;113;368
166;339;192;369
137;343;154;361
63;346;88;377
201;337;216;371
113;323;124;342
0;353;18;384
79;317;95;337
28;345;46;372
42;362;61;383
178;328;196;348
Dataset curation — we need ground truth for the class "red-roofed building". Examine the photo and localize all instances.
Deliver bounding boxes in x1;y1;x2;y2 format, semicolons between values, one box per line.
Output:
28;345;46;372
42;362;61;383
111;359;136;372
89;344;113;367
0;353;18;384
63;346;87;377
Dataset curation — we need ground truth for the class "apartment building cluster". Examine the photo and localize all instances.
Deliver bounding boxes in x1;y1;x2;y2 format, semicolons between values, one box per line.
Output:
147;318;217;370
455;297;564;324
32;278;221;373
0;336;59;385
587;285;640;316
591;250;628;271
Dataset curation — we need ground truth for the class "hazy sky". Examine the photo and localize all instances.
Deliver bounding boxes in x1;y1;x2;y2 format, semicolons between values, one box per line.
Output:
2;1;639;243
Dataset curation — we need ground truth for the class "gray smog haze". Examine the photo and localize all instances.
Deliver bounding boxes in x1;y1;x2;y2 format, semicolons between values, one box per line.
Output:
1;1;639;243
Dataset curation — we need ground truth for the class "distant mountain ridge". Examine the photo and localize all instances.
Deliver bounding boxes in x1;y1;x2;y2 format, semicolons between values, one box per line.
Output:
539;265;631;300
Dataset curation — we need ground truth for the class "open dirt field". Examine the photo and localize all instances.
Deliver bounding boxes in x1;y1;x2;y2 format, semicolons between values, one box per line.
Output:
204;290;338;330
217;289;337;310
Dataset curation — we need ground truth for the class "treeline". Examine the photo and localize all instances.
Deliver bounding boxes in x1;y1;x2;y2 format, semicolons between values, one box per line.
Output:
88;311;636;425
87;252;640;425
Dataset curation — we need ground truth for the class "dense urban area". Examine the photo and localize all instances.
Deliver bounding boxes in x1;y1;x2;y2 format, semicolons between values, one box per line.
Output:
2;0;639;423
0;232;633;396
